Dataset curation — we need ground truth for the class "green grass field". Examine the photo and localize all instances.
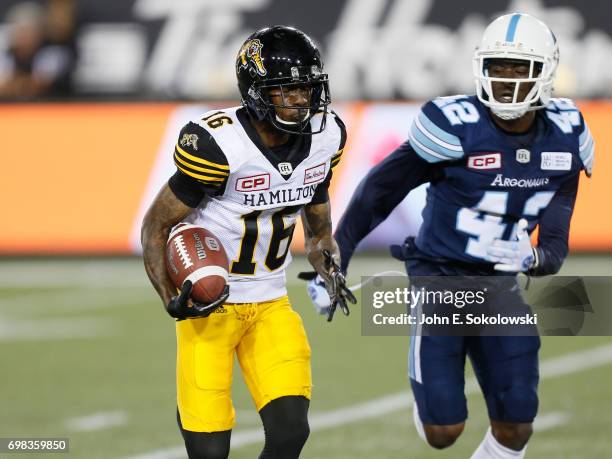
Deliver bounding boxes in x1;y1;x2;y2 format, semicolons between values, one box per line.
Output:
1;255;611;458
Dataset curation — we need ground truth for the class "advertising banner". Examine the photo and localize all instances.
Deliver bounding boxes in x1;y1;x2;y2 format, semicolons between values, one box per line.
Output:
0;101;609;254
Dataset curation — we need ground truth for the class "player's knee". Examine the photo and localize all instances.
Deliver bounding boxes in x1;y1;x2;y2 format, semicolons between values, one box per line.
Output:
498;383;538;424
182;433;230;459
265;417;310;451
177;413;231;459
260;396;310;457
185;441;229;459
423;423;464;449
491;422;533;451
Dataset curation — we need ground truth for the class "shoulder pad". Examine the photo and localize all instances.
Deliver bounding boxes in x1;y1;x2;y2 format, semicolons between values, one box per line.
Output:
408;95;477;163
330;111;347;169
545;99;593;177
173;121;230;186
578;111;594;177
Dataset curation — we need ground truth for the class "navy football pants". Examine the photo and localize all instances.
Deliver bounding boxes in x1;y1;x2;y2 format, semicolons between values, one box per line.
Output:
407;259;540;425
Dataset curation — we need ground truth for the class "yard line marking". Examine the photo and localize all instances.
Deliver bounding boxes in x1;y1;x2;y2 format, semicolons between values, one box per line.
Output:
0;315;116;341
0;288;150;314
121;342;612;459
308;392;411;430
66;411;128;432
533;411;569;432
0;262;150;288
538;344;612;378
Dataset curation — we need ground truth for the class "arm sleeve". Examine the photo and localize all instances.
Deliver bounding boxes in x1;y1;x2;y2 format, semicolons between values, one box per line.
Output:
530;172;580;276
407;99;466;163
578;112;595;177
310;170;332;204
167;122;230;208
310;112;346;205
335;141;437;272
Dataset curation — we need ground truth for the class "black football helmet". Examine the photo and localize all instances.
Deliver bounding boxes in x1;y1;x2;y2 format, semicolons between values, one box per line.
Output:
236;25;331;135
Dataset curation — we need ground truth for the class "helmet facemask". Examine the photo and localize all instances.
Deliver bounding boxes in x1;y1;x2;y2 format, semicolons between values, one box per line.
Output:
474;50;558;121
246;66;331;135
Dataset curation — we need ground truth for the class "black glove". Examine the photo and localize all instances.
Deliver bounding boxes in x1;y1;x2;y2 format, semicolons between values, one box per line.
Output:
166;280;229;321
298;249;357;322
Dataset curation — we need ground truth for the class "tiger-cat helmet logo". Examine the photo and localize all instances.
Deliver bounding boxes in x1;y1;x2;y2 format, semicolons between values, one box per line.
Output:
180;133;199;150
239;39;267;76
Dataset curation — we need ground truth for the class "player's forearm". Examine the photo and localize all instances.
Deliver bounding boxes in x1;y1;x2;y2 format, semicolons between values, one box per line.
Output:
303;200;333;242
142;217;177;305
141;184;194;305
302;201;340;275
530;245;566;276
530;175;579;276
531;221;571;276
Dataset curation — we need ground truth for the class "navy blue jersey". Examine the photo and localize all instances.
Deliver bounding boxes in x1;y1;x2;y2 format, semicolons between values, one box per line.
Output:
408;95;592;265
335;95;593;274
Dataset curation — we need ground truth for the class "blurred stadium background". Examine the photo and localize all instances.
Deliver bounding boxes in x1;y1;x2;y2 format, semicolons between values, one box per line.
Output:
1;0;611;458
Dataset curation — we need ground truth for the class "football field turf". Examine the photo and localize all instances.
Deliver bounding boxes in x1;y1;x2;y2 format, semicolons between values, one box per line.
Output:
1;255;611;458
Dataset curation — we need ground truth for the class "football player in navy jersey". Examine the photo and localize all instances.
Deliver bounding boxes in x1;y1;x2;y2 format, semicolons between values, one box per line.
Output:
307;13;594;459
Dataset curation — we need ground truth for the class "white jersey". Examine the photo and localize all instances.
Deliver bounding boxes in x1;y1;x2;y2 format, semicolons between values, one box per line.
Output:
170;106;345;302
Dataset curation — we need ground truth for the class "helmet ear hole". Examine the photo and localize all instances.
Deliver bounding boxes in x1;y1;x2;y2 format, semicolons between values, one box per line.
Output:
533;62;544;77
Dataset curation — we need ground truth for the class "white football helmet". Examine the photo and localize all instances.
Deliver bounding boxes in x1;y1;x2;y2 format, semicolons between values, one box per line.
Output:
473;13;559;120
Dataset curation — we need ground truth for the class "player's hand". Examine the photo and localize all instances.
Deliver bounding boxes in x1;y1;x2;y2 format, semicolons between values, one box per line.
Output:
298;272;332;316
486;219;536;272
166;281;230;320
298;250;357;321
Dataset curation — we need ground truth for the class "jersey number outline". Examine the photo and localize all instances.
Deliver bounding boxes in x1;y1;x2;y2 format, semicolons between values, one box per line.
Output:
434;96;480;126
456;191;555;259
545;99;580;134
546;110;580;134
202;111;233;129
230;205;300;275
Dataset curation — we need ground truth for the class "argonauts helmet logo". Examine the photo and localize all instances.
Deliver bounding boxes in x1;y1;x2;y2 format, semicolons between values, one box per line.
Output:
239;39;267;76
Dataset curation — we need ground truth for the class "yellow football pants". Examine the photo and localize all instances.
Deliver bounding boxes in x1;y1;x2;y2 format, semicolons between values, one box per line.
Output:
176;295;312;432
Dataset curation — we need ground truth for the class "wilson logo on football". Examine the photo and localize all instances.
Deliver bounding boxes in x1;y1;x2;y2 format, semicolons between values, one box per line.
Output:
467;153;501;170
235;173;270;192
304;163;327;184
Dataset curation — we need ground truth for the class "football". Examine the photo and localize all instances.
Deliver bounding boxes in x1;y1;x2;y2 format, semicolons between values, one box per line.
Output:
166;223;229;303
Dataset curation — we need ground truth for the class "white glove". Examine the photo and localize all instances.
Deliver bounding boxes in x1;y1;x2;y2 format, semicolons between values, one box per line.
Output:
486;219;536;273
306;275;332;315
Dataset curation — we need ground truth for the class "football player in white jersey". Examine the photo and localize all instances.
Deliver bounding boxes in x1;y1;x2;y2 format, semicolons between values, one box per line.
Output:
141;26;354;459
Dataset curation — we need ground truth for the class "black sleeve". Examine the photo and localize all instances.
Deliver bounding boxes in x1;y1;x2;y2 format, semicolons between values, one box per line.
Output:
529;172;580;276
330;112;347;170
310;169;332;204
168;122;230;208
309;112;346;205
334;141;436;272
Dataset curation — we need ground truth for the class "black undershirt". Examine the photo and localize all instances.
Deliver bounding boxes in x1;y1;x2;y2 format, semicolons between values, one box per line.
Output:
235;107;313;180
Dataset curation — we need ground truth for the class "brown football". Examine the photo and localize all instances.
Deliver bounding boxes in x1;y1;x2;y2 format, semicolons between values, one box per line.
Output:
166;223;229;303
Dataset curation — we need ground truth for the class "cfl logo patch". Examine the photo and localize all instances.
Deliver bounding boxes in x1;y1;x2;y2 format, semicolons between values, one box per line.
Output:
467;153;501;170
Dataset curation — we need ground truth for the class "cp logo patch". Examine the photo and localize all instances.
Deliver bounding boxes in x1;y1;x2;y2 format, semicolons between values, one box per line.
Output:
467;153;501;170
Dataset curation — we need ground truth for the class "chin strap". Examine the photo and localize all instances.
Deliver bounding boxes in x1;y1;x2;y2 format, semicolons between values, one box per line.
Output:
274;110;311;125
491;106;529;120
